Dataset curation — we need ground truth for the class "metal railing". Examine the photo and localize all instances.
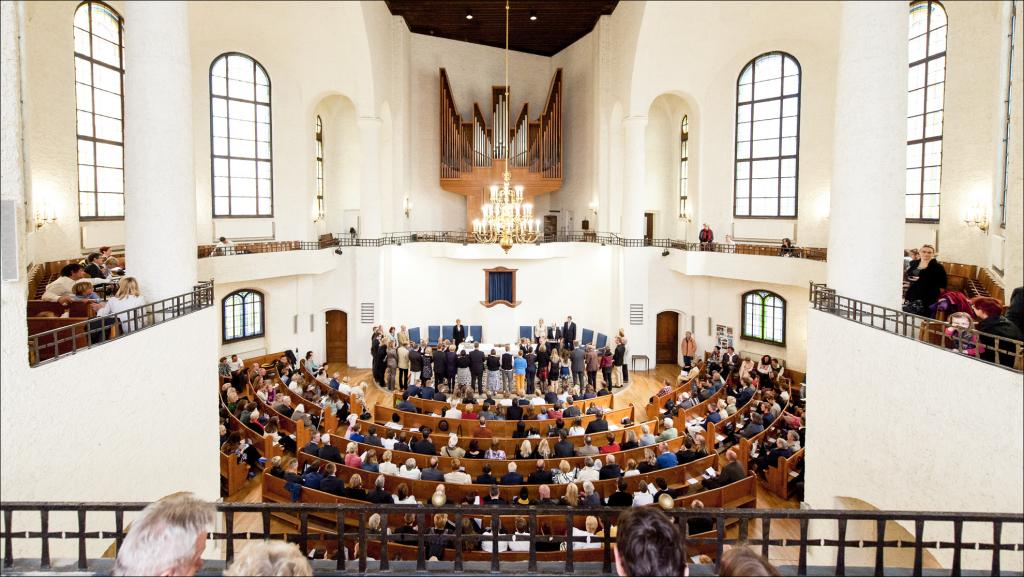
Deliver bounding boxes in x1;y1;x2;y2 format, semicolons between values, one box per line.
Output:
0;502;1020;575
26;281;214;368
198;239;337;258
809;282;1024;373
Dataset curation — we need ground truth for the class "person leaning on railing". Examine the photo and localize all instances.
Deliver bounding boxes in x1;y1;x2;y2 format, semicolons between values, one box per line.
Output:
970;296;1024;368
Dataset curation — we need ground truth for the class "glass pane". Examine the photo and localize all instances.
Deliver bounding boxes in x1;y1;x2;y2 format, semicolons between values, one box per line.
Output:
79;165;95;191
782;75;799;96
930;4;947;29
754;78;781;100
96;167;123;193
258;197;272;215
212;98;228;118
213;137;228;156
906;194;920;219
256;84;270;103
214;158;229;176
923;167;941;195
74;27;91;56
80;192;96;217
77;140;95;165
211;75;227;97
922;196;940;219
752;178;777;197
94;89;122;119
737;122;751;142
907;143;922;169
780;177;796;198
755;54;782;80
752;118;780;140
214;176;229;195
737;142;749;160
257;142;271;159
95;142;122;168
233;197;257;215
74;5;90;30
77;111;94;137
230;158;256;178
735;179;750;198
907;115;924;141
91;5;121;43
908;63;926;91
212;57;227;78
908;88;925;117
781;137;797;156
76;83;93;112
923;140;942;166
926;83;944;113
213;117;228;138
736;162;750;179
927;56;945;85
230;138;255;158
97;192;123;217
228;78;254;100
909;4;928;39
94;116;122;141
75;57;92;85
781;117;798;137
255;65;269;86
735;197;749;216
229;118;255;139
256;105;271;123
738;83;753;102
739;64;753;85
751;197;777;216
258;178;271;195
257;122;270;142
909;35;926;62
229;100;255;122
907;168;922;195
232;178;256;197
228;55;254;81
257;161;272;178
780;197;796;216
93;64;121;94
93;37;120;67
928;27;947;56
924;110;943;138
753;100;780;121
783;56;799;77
781;158;796;177
782;97;798;117
752;139;780;158
214;196;230;216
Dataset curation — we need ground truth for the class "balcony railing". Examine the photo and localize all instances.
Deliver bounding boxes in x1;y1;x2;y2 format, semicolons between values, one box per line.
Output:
0;502;1020;575
809;282;1024;372
27;281;214;367
203;231;826;260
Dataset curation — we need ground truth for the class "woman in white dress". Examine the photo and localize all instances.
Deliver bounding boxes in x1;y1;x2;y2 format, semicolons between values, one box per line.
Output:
97;277;146;334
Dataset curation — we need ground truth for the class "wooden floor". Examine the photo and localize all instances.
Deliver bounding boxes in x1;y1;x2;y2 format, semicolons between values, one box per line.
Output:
225;362;937;569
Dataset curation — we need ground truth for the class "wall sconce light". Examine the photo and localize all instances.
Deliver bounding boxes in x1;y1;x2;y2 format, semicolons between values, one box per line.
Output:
588;198;599;215
964;205;989;232
403;197;413;219
679;196;692;223
34;203;57;230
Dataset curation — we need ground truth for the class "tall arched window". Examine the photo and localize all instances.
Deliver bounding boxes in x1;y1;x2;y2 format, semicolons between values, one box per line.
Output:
679;115;689;218
223;289;264;342
210;53;273;217
906;1;947;221
734;52;801;218
315;116;324;220
742;290;786;345
74;1;125;220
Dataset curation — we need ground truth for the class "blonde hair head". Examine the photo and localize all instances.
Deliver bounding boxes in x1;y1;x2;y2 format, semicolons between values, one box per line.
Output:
223;540;312;576
115;276;141;299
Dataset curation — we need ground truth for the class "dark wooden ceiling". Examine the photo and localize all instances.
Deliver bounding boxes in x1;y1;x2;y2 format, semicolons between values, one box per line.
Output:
385;1;618;57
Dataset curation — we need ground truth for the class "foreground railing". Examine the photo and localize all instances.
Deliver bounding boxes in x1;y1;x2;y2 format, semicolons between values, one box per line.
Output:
26;281;214;367
809;282;1024;372
1;502;1020;575
203;231;827;260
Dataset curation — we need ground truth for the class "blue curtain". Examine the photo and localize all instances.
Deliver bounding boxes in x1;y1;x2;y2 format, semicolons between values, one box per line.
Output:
489;271;514;302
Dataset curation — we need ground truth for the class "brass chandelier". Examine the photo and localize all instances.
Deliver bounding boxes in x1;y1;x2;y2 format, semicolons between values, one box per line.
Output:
471;0;539;253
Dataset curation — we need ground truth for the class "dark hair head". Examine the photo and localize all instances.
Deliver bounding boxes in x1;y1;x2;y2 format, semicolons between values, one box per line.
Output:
87;252;101;263
615;508;685;577
60;263;84;277
971;296;1003;318
718;547;781;576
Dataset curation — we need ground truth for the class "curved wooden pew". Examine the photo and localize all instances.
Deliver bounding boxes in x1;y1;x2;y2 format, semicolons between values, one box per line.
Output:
394;390;615;416
374;405;636;439
766;447;804;500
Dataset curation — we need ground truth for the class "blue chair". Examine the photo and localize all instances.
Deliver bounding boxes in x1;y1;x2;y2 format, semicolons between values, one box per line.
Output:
596;333;608;349
519;326;533;340
427;326;441;347
470;325;483;343
408;327;421;344
581;328;594;346
442;325;454;342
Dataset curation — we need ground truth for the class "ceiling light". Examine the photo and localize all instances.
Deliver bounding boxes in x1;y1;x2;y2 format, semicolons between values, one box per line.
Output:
465;9;473;20
529;11;537;21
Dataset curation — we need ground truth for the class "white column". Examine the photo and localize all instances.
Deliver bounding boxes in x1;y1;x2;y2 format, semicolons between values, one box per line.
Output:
123;1;197;302
827;1;907;307
621;115;647;238
358;116;382;239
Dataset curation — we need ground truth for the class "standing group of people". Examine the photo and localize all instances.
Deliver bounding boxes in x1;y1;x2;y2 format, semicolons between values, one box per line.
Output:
370;319;632;395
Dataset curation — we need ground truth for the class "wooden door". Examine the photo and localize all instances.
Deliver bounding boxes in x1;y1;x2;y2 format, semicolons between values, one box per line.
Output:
325;310;348;365
656;311;679;365
543;215;558;240
644;212;654;246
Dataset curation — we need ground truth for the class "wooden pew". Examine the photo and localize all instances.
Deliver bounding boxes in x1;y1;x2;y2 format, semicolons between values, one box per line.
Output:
395;390;615;416
766;447;804;500
374;405;635;439
645;373;700;420
27;317;91;364
221;450;250;496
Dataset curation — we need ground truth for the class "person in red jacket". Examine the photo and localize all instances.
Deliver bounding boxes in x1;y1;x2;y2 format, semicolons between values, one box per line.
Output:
698;223;714;250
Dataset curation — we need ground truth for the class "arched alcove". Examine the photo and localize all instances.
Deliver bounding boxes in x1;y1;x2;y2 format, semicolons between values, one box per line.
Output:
646;93;698;242
312;93;360;234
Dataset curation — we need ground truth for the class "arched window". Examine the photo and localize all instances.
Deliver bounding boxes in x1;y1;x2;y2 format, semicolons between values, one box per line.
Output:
734;52;801;218
74;1;125;220
906;1;947;221
679;115;689;218
999;3;1017;228
315;116;324;220
742;290;786;345
223;289;264;342
210;53;273;217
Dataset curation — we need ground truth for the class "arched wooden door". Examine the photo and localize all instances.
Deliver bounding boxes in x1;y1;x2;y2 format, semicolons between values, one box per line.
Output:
656;311;679;365
325;310;348;365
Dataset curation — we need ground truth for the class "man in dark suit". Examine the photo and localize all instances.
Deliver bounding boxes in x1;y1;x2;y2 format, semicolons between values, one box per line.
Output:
571;342;586;387
453;319;467;349
367;475;394;504
599;454;623;480
319;463;345;496
318;437;342;463
397;393;418;413
500;462;524;485
547;324;561;343
554;430;574;458
562;403;581;418
407;347;422;391
483;485;506;505
585;413;609;434
364;426;383;447
475;465;497;485
420;456;445;481
394;432;411;453
412;429;437;455
562;316;577;350
528;459;553;484
506;400;524;421
432;347;447;387
418;382;436;401
706;449;747;489
469;343;486;394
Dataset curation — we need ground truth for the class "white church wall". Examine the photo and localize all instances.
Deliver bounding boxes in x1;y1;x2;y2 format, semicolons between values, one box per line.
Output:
997;0;1023;289
805;309;1023;570
549;29;596;232
407;34;554;232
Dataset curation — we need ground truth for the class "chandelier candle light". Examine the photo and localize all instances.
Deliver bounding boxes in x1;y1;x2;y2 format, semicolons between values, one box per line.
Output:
472;0;540;253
